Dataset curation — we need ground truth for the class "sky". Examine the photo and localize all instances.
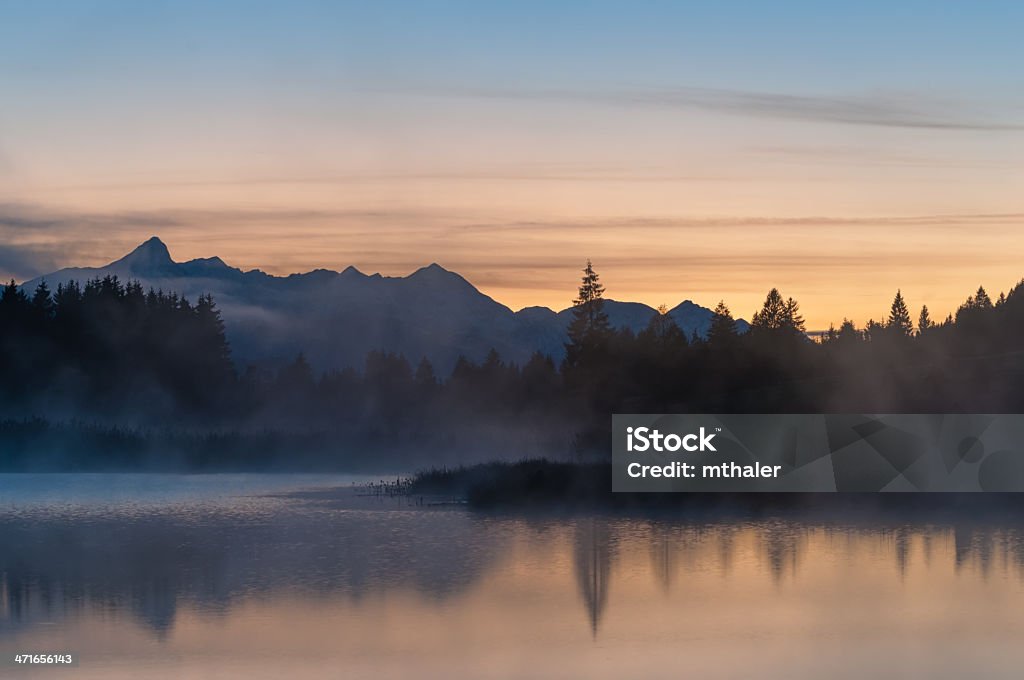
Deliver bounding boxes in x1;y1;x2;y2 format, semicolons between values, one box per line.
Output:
2;0;1023;327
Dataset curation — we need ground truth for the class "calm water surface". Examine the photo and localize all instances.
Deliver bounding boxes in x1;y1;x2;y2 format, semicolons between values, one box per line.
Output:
1;474;1024;678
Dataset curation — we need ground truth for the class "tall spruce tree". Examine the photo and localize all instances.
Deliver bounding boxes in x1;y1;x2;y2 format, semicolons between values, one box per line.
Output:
565;260;611;368
887;290;913;336
195;293;234;385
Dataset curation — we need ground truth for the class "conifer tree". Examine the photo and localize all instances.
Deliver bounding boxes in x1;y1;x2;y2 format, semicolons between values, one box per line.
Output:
752;289;805;335
195;294;232;372
0;280;28;313
565;260;611;367
974;286;993;309
864;318;884;342
887;290;913;336
783;297;806;334
708;300;738;346
752;288;786;330
30;281;54;321
641;304;686;346
917;305;933;335
414;357;437;390
837;319;861;344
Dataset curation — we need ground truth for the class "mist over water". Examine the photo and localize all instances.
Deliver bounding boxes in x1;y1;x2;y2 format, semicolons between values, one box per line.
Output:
0;475;1022;679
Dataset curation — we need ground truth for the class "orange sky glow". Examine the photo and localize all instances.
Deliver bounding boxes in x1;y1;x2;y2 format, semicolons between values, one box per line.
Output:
3;5;1023;329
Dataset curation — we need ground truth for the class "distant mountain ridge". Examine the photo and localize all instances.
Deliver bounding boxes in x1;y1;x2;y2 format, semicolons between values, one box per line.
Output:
23;237;749;371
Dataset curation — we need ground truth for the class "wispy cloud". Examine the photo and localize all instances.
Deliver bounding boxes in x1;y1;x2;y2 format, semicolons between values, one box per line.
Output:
446;212;1024;236
373;84;1024;132
6;201;1021;243
0;243;70;281
25;164;746;194
2;201;1022;324
0;203;186;232
0;203;442;233
3;200;1022;281
745;144;1015;169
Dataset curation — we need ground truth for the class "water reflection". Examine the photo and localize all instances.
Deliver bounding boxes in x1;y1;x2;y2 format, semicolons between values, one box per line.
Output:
573;519;614;635
0;504;504;637
2;478;1024;678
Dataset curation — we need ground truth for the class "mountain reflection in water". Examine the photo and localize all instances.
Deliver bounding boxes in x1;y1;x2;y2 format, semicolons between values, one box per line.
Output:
2;475;1024;679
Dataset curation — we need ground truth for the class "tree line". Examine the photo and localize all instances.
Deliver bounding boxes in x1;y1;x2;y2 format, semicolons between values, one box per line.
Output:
0;277;233;419
2;264;1023;466
559;261;1024;422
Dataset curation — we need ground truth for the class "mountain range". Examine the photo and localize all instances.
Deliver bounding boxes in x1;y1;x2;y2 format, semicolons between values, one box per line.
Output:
23;237;748;372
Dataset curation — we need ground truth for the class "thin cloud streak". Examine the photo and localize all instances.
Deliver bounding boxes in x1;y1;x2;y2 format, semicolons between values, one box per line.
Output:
447;213;1024;235
3;201;1023;327
6;202;1023;245
746;144;1017;169
0;203;450;233
27;170;750;193
373;84;1024;132
4;201;1024;242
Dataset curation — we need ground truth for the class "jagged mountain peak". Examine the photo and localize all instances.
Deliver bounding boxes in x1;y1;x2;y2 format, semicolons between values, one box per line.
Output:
109;236;175;273
409;262;455;279
406;262;478;292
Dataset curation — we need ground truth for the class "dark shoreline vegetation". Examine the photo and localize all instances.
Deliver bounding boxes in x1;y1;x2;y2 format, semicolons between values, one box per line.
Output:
3;261;1024;472
404;460;1024;515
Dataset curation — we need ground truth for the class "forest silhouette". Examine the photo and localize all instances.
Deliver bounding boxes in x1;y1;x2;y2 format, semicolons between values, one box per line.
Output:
1;263;1023;469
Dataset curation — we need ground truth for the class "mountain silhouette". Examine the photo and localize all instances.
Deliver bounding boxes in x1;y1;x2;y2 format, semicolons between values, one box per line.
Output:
24;238;747;371
114;236;175;272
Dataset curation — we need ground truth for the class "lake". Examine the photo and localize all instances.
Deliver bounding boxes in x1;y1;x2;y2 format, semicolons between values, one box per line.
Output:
2;474;1024;678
